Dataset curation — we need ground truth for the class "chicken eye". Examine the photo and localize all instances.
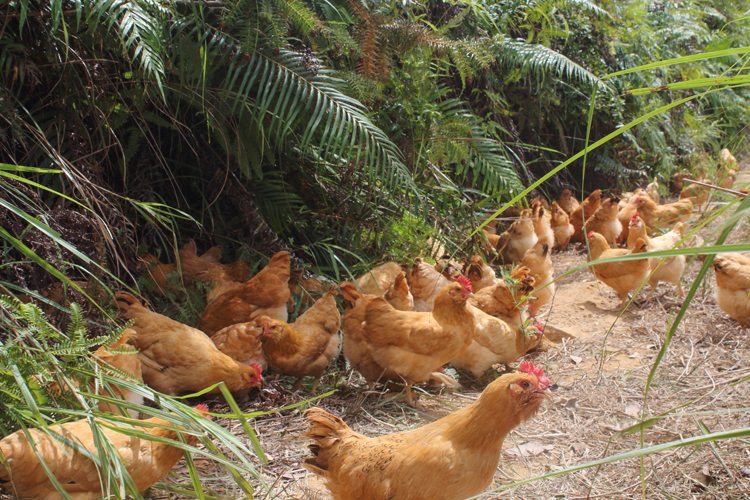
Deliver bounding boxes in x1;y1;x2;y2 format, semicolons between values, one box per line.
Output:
521;380;530;389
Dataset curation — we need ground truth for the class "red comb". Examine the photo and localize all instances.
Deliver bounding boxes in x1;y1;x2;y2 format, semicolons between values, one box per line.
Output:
519;361;549;389
250;362;263;380
532;321;544;332
587;230;595;238
457;275;473;293
631;212;640;221
195;404;213;420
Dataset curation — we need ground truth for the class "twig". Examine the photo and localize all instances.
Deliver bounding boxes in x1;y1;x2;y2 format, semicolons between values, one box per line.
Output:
683;179;747;198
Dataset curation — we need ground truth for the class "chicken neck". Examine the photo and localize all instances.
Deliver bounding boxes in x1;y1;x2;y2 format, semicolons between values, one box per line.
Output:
439;385;526;451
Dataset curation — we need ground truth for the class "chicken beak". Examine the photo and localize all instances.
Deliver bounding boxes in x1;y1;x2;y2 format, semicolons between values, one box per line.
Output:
537;388;553;400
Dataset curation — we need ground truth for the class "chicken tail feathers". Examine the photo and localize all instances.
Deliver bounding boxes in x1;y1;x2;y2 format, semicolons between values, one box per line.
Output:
303;408;351;475
393;272;408;292
510;265;531;281
115;292;143;315
202;245;223;263
303;451;328;476
180;239;198;258
338;281;363;306
262;251;291;283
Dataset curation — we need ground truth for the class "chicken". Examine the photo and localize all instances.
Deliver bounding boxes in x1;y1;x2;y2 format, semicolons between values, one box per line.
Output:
517;241;555;316
482;209;521;235
451;313;543;378
0;405;212;500
258;289;341;394
469;266;536;324
138;254;177;296
434;256;462;281
178;241;252;284
357;262;404;296
557;189;581;216
288;269;329;312
302;362;550;500
550;201;574;250
712;254;750;327
633;196;693;234
627;215;687;300
584;195;622;245
479;228;501;257
356;263;414;311
536;196;551;211
680;178;711;207
225;258;253;281
481;216;499;235
616;188;647;242
383;272;414;311
646;180;660;203
198;251;291;336
409;257;454;312
462;254;497;292
587;231;650;309
570;189;602;243
529;203;555;247
178;240;232;284
493;219;538;265
116;292;262;396
717;169;737;190
200;245;223;263
91;329;143;418
206;280;243;305
339;282;400;389
720;148;737;170
712;253;750;266
670;172;688;194
211;322;266;370
354;277;476;405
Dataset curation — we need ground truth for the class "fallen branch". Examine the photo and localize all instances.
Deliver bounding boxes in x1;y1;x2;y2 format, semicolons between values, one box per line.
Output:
683;178;747;198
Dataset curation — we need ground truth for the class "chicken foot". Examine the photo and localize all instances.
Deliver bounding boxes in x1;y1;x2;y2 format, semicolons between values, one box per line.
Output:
292;376;322;395
403;382;417;407
401;372;461;407
638;281;685;305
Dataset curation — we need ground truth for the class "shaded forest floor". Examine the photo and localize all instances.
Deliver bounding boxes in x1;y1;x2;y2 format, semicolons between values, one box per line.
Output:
144;166;750;500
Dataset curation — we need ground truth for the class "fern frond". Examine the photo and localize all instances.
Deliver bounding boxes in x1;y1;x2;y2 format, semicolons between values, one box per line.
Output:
261;0;289;50
492;35;609;91
277;0;320;37
97;0;169;93
349;0;383;78
448;39;495;88
554;0;612;19
590;151;642;178
222;47;414;194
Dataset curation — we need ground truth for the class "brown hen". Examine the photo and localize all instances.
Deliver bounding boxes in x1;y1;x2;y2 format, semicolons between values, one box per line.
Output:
0;406;212;500
198;251;291;336
303;363;550;500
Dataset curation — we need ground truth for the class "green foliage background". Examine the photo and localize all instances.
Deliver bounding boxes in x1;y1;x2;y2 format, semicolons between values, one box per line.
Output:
2;0;747;278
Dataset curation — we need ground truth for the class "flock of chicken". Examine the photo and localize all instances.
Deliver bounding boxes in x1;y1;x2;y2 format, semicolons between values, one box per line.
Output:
0;150;746;500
